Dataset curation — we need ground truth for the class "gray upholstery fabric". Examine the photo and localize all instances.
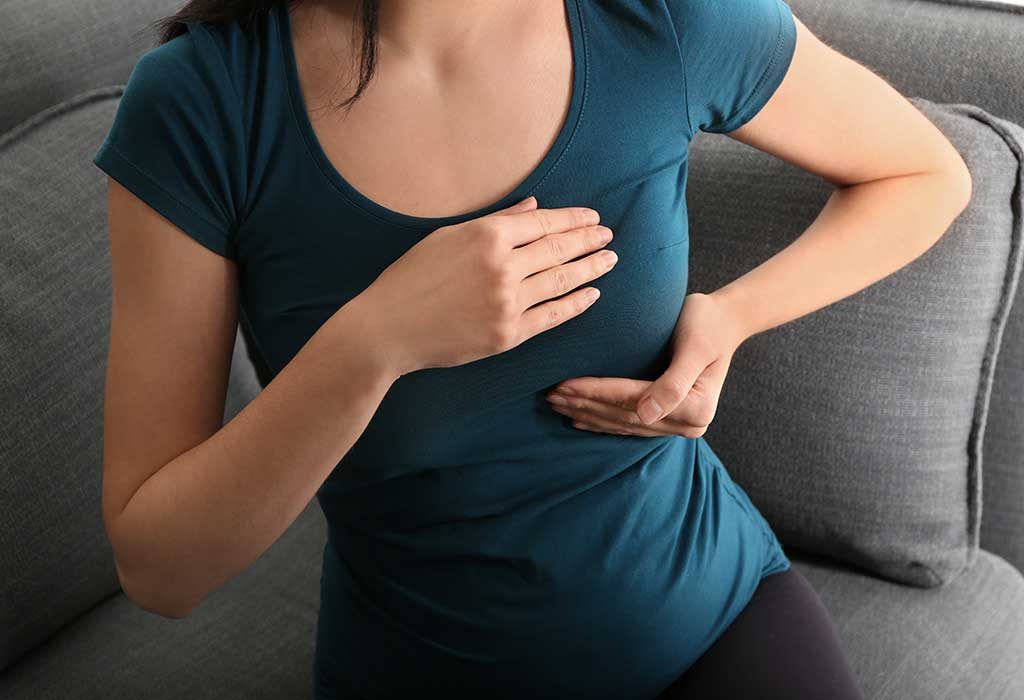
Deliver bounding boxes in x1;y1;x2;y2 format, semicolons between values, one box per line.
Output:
687;98;1024;588
788;0;1024;130
984;275;1024;574
0;0;181;134
790;0;1024;587
0;88;262;672
794;547;1024;699
978;98;1024;575
226;314;264;425
0;500;326;700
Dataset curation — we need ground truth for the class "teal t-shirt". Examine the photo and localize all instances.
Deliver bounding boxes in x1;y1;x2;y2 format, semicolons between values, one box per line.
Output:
93;0;797;696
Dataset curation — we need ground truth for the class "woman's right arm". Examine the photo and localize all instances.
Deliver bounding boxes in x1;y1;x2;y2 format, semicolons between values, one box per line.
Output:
102;181;613;619
103;177;403;619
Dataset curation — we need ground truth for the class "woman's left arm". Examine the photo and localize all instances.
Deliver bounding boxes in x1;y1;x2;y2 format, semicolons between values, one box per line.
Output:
710;14;971;342
545;15;972;435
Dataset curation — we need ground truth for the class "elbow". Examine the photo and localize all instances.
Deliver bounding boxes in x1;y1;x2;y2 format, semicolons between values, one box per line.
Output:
115;556;198;620
107;506;202;619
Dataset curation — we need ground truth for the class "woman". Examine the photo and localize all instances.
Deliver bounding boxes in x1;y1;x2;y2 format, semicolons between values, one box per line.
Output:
93;0;970;697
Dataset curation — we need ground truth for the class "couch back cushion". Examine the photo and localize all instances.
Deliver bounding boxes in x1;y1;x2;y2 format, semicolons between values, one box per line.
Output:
788;0;1024;141
688;97;1024;587
981;133;1024;573
0;88;262;672
791;0;1024;582
0;0;180;134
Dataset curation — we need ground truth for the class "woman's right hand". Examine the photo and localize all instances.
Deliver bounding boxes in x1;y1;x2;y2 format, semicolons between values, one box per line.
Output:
355;195;618;377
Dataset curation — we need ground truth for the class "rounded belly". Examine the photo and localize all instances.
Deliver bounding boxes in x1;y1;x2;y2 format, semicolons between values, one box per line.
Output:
314;437;779;698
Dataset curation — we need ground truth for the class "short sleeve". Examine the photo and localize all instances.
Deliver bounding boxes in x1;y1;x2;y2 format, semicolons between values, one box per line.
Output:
667;0;798;136
92;24;247;259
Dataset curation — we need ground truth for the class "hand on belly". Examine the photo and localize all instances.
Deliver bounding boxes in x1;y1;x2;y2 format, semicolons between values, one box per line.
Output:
544;291;750;440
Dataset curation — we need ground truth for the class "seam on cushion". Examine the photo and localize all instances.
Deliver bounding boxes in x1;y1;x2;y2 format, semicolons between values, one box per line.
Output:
708;0;791;134
0;85;125;153
1;82;237;253
906;562;943;587
952;102;1024;577
0;583;126;680
100;136;233;242
922;0;1024;14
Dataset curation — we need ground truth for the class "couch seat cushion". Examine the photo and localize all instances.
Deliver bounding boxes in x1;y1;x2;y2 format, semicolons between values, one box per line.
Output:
0;499;325;699
792;548;1024;699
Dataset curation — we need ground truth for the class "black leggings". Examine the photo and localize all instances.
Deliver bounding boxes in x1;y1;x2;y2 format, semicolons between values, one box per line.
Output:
657;566;865;700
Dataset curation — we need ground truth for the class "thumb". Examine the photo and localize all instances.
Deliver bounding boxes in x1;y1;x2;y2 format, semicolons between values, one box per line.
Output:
636;362;702;425
493;195;537;216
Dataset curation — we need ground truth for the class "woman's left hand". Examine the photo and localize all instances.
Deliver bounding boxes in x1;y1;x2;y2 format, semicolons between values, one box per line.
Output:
545;291;749;438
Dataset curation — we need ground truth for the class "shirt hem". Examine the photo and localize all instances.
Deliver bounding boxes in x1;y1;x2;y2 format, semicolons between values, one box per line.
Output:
704;0;798;134
92;137;237;260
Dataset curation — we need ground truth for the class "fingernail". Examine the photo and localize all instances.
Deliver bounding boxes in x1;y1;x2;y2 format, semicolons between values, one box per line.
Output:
638;396;662;424
558;385;576;395
547;393;569;405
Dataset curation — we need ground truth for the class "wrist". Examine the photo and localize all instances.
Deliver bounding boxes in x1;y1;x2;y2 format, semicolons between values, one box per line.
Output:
707;283;757;350
325;292;415;384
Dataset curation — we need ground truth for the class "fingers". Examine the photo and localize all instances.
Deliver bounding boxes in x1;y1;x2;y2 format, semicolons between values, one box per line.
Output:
552;376;649;405
511;222;614;279
637;355;721;426
517;286;601;343
549;398;674;437
547;390;651;428
499;203;601;248
637;371;696;424
546;385;704;437
518;240;618;308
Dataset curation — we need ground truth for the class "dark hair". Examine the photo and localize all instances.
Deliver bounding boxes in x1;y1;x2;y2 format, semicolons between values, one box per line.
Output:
148;0;380;113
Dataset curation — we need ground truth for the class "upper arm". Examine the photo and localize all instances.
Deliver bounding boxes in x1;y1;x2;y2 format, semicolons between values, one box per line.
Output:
101;177;238;546
93;27;247;554
724;14;972;197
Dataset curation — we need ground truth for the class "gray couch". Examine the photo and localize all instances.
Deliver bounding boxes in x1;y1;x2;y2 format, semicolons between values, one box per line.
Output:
2;0;1024;697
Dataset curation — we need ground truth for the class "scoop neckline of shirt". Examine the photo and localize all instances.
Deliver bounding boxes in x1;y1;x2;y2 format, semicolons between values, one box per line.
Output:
275;0;587;231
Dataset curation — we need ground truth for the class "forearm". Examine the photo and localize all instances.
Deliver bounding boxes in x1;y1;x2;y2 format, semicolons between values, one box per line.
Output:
114;293;399;617
710;166;971;344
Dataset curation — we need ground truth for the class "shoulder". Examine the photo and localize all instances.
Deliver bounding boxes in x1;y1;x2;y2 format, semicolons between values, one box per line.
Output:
127;21;245;106
96;18;256;243
659;0;795;134
113;14;268;157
